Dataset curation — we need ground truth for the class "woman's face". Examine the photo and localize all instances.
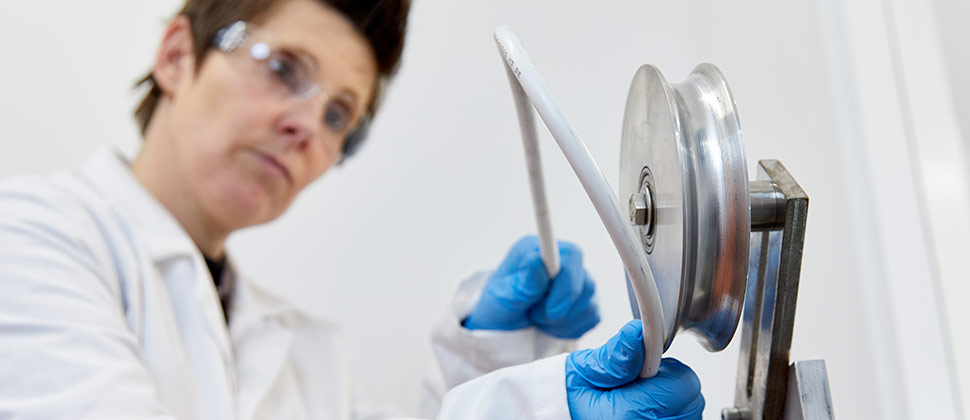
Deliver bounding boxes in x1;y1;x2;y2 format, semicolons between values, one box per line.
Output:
159;0;378;231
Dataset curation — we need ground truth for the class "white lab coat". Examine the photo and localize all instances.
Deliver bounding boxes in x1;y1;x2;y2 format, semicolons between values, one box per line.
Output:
0;146;575;420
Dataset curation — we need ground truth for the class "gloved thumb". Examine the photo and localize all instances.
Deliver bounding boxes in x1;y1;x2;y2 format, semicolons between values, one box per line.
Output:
565;320;644;389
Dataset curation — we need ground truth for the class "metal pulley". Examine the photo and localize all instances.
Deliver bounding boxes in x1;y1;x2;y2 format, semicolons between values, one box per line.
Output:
619;64;749;352
494;25;833;420
617;64;833;420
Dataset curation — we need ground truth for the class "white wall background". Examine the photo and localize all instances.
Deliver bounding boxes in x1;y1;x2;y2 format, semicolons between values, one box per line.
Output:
933;0;970;170
0;1;966;419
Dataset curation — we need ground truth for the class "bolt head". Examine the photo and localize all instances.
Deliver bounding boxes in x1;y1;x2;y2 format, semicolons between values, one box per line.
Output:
630;193;648;225
721;407;749;420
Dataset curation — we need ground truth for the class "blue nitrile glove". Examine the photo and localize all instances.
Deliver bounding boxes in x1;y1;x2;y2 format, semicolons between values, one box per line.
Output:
463;235;600;339
566;320;705;420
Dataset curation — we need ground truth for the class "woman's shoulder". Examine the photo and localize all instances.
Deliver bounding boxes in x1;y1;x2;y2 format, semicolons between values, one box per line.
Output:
0;170;110;234
0;169;133;304
0;169;126;279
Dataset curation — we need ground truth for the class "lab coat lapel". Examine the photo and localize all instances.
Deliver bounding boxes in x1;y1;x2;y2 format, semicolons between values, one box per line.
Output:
229;269;296;420
82;146;299;418
80;146;238;384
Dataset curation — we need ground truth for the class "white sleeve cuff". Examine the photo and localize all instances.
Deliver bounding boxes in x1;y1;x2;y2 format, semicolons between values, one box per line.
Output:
431;270;575;389
437;354;571;420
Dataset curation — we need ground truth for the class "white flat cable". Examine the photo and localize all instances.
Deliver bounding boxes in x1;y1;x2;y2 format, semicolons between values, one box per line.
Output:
494;25;664;378
504;50;561;278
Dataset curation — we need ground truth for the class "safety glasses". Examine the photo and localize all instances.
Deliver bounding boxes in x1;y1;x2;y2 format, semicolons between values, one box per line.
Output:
213;21;371;162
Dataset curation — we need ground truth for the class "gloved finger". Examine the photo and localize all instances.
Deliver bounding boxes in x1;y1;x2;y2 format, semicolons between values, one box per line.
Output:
625;358;702;416
532;296;599;338
493;236;552;306
531;277;599;338
551;303;601;339
495;235;542;274
508;248;553;304
658;394;704;420
543;242;586;319
478;250;548;317
565;320;644;388
564;291;600;338
465;246;548;331
531;269;593;322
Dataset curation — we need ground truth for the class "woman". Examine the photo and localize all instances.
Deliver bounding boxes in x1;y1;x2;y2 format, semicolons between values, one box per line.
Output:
0;0;704;418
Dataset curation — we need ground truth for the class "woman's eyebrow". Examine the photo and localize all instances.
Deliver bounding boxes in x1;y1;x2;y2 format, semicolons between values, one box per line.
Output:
279;43;320;68
335;90;359;107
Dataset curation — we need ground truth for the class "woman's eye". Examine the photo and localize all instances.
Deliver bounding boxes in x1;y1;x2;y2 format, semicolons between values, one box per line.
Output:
323;105;350;134
266;53;306;93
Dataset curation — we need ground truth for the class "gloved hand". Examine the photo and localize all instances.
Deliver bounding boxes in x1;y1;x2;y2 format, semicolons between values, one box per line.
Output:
463;235;599;339
566;320;704;420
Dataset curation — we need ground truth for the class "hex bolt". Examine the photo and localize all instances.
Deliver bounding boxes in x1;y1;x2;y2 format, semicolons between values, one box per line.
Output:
629;193;649;225
721;407;749;420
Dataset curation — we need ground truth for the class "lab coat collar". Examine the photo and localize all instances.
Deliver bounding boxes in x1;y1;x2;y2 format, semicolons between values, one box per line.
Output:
80;145;237;369
79;145;199;262
228;264;300;419
80;145;300;413
80;145;301;320
229;268;300;323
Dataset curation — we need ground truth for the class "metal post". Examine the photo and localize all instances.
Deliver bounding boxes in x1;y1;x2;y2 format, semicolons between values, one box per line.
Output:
784;360;836;420
722;160;832;420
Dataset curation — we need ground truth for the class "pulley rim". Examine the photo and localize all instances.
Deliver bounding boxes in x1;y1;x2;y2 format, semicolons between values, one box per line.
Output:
620;63;749;352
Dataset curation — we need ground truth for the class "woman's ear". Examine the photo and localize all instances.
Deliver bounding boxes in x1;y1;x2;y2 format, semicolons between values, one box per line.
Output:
152;16;195;98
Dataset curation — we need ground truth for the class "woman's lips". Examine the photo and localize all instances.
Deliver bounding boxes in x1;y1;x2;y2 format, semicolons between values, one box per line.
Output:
253;150;293;183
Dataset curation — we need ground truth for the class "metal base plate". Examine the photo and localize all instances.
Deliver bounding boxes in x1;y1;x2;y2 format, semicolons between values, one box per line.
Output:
620;63;750;351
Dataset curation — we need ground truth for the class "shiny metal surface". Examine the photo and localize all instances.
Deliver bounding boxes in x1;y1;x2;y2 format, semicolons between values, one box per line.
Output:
750;180;786;231
783;361;835;420
729;160;811;420
620;64;750;351
721;407;750;420
629;193;650;226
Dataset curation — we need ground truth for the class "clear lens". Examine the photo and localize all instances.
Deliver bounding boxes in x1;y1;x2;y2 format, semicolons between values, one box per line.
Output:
323;104;350;134
259;48;315;97
217;22;361;156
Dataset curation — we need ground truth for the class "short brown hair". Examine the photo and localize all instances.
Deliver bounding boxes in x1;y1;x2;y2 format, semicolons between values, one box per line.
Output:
133;0;410;135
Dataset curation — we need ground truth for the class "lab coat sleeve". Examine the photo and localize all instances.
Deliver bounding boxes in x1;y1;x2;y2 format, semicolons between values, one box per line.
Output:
354;355;571;420
0;179;175;419
418;270;576;418
436;354;571;420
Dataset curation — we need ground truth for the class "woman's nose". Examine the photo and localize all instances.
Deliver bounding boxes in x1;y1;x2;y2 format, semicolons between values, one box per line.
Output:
275;100;321;151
